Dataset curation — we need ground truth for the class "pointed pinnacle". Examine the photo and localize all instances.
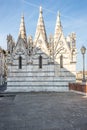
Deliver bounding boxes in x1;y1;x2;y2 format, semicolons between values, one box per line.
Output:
57;11;61;24
40;6;42;13
58;11;60;18
18;14;27;42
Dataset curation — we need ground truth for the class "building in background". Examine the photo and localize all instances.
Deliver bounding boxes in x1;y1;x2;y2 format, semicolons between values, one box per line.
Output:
6;7;77;92
76;71;87;82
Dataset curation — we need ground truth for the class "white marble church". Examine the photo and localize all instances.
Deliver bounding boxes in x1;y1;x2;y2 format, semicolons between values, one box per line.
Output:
6;7;77;92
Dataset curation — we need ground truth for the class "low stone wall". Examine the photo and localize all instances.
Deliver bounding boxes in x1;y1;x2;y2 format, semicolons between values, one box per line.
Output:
69;82;87;94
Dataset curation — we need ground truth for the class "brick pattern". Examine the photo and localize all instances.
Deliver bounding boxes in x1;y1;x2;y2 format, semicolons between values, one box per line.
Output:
69;83;87;93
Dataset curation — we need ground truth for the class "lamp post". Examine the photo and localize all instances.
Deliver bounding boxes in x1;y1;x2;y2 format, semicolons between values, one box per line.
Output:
81;46;86;82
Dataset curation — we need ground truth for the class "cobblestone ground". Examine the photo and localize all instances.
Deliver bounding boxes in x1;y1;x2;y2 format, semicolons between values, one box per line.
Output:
0;92;87;130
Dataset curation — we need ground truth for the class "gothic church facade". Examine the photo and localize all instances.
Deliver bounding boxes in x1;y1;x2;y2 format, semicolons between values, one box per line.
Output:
7;7;76;92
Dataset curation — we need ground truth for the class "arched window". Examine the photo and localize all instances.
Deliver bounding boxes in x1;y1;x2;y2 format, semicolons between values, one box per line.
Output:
60;55;63;68
19;56;22;69
39;55;42;68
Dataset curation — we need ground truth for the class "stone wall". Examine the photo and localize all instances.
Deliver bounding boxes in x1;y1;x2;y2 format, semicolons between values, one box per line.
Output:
7;50;76;92
69;82;87;94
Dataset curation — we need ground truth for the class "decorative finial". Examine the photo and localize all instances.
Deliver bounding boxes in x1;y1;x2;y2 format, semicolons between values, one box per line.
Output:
58;11;60;18
40;6;42;13
57;11;61;26
57;11;61;22
21;13;24;18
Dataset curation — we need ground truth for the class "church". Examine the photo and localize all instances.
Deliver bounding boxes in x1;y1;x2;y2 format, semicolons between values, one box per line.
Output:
6;7;77;92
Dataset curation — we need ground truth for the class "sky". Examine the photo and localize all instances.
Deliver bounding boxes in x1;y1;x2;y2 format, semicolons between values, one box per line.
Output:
0;0;87;71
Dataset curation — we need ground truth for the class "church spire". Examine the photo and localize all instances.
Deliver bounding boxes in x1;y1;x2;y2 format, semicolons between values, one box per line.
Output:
54;11;62;42
18;14;27;43
34;6;47;43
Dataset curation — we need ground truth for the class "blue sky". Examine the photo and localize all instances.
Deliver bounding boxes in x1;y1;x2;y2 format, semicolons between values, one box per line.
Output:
0;0;87;71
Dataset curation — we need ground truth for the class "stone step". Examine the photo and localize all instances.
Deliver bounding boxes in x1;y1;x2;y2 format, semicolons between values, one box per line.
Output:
7;77;75;82
6;86;69;92
7;81;69;86
8;72;55;77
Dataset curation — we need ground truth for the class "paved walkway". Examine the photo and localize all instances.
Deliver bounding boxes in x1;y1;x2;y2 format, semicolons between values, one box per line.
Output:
0;92;87;130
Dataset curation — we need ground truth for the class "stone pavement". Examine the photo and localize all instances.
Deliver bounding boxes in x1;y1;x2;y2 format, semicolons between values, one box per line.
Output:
0;92;87;130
